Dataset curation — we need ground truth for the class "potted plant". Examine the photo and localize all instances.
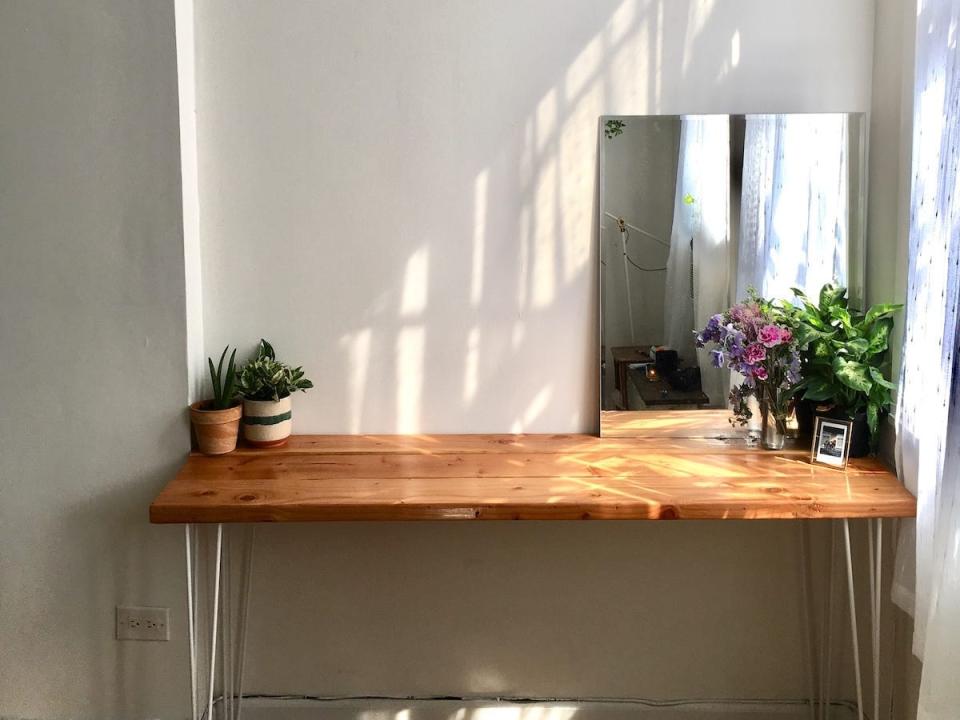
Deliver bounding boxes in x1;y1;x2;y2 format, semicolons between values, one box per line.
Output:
696;290;802;449
780;284;902;456
236;339;313;448
189;346;242;455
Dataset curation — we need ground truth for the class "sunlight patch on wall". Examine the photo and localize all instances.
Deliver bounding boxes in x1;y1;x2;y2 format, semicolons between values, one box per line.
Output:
535;88;559;156
565;33;603;102
532;156;558;308
463;326;480;404
510;384;553;432
731;29;741;67
605;0;639;46
396;326;424;432
340;328;371;434
682;0;719;79
471;171;488;306
401;247;429;317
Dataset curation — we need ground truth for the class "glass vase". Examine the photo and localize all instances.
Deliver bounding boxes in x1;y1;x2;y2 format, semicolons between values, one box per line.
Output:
760;399;787;451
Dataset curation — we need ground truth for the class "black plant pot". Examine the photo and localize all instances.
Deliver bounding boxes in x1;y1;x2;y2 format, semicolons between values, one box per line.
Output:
795;398;816;441
821;408;871;458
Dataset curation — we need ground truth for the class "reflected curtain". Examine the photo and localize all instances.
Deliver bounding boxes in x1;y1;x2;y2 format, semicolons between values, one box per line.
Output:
736;114;849;302
663;116;730;406
894;0;960;716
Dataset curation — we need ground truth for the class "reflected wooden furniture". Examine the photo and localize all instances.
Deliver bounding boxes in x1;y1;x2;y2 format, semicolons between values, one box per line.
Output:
609;345;653;409
628;366;711;408
151;411;915;720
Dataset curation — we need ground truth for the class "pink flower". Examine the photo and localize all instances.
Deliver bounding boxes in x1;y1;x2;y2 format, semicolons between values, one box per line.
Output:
744;343;767;363
759;324;791;348
754;366;769;381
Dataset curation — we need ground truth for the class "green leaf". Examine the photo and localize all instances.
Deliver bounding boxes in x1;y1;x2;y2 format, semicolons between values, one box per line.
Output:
868;366;896;390
801;376;837;402
864;303;903;325
810;339;833;361
832;356;872;393
820;284;848;311
258;339;276;361
208;357;219;405
867;402;879;437
841;337;870;357
866;318;893;354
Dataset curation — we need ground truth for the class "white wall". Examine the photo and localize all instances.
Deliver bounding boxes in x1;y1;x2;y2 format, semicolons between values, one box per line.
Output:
196;0;874;435
0;2;190;718
193;0;877;707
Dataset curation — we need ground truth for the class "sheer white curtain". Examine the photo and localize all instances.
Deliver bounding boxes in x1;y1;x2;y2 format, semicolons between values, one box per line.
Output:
736;114;849;302
663;115;730;405
894;0;960;716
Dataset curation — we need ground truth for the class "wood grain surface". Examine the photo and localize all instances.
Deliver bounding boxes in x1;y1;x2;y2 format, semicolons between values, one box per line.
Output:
151;412;915;523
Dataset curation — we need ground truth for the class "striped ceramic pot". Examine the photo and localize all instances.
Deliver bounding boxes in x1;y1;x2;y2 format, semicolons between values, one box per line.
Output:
242;395;293;448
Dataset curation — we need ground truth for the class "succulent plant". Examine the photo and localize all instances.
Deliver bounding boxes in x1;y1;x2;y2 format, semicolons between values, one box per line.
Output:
236;339;313;402
207;346;239;410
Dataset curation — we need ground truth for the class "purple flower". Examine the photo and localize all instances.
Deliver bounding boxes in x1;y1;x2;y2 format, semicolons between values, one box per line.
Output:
744;343;767;364
698;314;724;344
710;349;725;368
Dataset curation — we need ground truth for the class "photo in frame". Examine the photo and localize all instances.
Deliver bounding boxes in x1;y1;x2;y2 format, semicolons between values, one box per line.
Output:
810;417;853;469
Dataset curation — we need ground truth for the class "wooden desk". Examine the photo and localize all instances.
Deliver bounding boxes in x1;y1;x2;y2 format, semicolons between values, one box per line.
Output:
152;411;914;720
151;412;913;524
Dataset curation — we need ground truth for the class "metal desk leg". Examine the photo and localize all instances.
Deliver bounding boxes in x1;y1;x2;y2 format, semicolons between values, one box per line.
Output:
842;519;864;720
185;524;256;720
872;520;883;720
184;523;223;720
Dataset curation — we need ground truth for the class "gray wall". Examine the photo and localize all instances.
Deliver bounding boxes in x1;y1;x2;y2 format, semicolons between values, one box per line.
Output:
0;1;189;717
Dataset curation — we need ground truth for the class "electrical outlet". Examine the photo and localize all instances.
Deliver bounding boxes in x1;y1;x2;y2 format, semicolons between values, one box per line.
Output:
116;606;170;641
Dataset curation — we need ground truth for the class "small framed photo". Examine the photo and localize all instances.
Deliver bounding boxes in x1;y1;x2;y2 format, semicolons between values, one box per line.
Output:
811;417;853;469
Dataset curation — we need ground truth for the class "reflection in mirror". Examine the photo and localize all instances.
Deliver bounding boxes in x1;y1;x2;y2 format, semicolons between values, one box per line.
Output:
599;114;866;433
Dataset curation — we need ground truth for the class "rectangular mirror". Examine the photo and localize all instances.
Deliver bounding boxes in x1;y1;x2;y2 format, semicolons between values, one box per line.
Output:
599;113;867;435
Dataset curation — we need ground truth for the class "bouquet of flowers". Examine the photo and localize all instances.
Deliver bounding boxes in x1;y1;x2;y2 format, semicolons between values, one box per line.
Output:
696;292;802;441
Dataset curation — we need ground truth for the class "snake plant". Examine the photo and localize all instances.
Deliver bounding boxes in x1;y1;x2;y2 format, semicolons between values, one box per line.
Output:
207;346;239;410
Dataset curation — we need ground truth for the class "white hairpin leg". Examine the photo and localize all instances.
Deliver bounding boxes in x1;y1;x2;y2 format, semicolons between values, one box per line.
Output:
222;528;232;720
185;525;198;720
798;523;817;720
820;521;837;720
235;525;256;720
873;519;883;720
842;519;864;720
208;524;223;720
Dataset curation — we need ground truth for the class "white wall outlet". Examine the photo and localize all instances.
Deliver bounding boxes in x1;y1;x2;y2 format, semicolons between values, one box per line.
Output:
116;606;170;641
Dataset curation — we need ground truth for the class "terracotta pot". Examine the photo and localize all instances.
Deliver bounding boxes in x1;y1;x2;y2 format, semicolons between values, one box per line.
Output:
242;395;293;448
189;401;242;455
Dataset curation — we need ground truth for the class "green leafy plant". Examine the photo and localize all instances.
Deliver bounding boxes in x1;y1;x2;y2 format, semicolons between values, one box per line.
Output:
604;119;626;139
776;284;902;438
236;339;313;402
206;346;239;410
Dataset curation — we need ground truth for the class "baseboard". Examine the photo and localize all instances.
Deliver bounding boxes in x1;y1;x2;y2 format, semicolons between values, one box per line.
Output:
216;696;858;720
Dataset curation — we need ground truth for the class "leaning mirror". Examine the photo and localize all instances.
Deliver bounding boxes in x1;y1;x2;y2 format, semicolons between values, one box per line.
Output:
599;113;867;435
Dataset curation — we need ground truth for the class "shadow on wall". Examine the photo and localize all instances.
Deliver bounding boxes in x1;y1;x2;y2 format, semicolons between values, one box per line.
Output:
200;0;755;434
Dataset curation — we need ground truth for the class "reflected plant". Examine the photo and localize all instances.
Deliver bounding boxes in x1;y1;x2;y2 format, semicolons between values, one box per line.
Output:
604;119;626;139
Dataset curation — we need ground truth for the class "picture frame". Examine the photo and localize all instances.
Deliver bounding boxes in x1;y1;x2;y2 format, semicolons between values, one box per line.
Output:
810;417;854;469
